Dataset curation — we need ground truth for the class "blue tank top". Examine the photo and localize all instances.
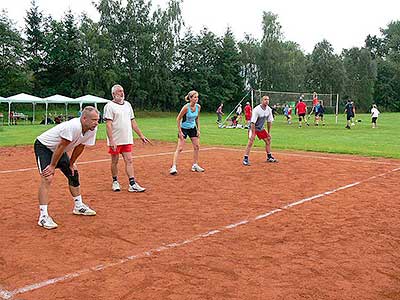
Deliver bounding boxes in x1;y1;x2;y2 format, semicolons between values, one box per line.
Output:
181;104;199;129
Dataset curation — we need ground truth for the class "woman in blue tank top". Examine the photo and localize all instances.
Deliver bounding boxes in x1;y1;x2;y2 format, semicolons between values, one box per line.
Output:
169;90;204;175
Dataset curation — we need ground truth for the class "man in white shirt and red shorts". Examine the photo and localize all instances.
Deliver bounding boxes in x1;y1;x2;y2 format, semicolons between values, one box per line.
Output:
104;84;150;193
242;95;278;166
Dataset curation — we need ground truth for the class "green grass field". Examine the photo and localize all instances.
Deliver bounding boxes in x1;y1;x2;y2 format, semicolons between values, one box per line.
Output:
0;112;399;159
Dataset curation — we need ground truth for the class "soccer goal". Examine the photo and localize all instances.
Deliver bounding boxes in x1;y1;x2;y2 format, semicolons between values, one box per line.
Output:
218;89;340;128
253;90;340;123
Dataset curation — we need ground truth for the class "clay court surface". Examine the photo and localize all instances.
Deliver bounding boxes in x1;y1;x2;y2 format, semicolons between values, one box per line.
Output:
1;140;400;300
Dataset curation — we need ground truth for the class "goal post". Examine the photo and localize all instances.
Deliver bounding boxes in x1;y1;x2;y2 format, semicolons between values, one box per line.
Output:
252;90;340;123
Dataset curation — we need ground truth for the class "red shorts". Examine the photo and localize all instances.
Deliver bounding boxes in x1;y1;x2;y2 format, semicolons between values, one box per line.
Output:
108;144;132;155
255;129;270;140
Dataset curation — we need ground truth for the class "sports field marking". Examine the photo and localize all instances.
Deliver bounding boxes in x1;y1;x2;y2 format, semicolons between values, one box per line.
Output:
0;147;398;175
212;147;400;166
0;147;218;174
1;166;399;300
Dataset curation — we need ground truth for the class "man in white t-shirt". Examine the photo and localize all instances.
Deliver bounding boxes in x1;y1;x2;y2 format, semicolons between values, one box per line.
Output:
242;95;278;166
34;106;99;230
104;84;150;193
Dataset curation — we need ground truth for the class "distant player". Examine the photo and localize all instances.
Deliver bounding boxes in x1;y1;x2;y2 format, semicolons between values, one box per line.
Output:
344;99;355;129
371;104;380;128
244;101;252;128
295;98;309;127
283;104;292;125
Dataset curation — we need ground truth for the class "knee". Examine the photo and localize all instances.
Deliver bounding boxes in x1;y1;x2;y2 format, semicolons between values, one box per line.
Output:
193;144;200;151
125;157;133;165
42;174;54;185
68;171;80;187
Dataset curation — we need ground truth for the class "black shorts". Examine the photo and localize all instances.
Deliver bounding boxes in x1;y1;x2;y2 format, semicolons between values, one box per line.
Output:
34;139;72;177
372;117;377;123
180;127;198;139
346;114;354;121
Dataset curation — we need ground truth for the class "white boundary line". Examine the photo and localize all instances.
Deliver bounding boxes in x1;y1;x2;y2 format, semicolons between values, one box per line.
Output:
1;166;399;299
212;147;400;166
0;147;218;174
1;146;398;175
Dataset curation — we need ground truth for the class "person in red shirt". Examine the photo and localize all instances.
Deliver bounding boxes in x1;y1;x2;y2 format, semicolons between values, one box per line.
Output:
244;102;252;128
295;98;309;127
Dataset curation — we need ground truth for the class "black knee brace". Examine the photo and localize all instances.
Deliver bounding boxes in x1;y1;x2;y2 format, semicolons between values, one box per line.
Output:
68;171;80;187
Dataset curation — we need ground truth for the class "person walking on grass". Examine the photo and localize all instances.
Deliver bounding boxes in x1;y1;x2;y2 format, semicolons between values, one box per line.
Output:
216;103;224;124
242;95;278;166
371;104;380;128
295;97;309;127
170;90;204;175
344;98;355;129
104;84;150;193
34;106;99;230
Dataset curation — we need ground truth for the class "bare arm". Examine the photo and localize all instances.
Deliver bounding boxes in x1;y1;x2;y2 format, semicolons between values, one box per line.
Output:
131;119;150;143
196;105;201;137
176;105;189;139
105;119;116;150
266;121;272;134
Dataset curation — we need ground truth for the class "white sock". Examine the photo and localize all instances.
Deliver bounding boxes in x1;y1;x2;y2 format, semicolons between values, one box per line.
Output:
39;205;48;218
74;195;83;207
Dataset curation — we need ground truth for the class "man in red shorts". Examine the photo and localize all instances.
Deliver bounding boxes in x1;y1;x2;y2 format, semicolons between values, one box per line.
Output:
242;96;278;166
104;84;150;192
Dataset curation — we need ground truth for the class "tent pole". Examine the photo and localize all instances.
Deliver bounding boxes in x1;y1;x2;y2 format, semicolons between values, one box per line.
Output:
33;103;35;124
8;102;11;126
45;102;48;125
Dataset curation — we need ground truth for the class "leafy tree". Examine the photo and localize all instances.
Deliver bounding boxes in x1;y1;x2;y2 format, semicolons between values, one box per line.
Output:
0;11;31;96
305;39;345;95
342;47;376;111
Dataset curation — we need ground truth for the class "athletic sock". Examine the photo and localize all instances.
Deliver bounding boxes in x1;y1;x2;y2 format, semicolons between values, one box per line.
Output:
243;155;249;161
73;195;83;207
129;177;136;186
39;205;48;218
112;176;118;182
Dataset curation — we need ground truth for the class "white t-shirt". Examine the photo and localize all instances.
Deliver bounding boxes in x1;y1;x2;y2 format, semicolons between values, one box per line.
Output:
251;104;274;131
37;118;97;152
236;105;242;115
103;100;135;145
371;107;380;118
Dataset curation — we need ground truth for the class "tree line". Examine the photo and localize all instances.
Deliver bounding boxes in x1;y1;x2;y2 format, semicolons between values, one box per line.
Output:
1;0;400;112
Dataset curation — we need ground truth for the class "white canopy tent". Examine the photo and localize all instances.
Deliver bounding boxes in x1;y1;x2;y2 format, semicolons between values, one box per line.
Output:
0;93;110;125
43;94;79;125
74;94;110;109
2;93;44;125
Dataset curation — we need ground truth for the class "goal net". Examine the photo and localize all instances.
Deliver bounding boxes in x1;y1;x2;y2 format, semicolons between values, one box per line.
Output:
218;89;339;128
254;90;338;114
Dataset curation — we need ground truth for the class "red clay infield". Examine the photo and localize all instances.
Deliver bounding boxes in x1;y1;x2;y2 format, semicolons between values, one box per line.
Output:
0;140;400;300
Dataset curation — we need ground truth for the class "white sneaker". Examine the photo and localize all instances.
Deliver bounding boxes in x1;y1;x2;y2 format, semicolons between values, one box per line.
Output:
128;182;146;192
112;181;121;192
38;215;58;229
73;203;96;216
191;164;205;172
169;166;177;175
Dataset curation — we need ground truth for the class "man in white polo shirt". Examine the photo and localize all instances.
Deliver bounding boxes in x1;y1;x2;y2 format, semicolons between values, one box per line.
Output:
242;95;278;166
34;106;99;230
104;84;149;193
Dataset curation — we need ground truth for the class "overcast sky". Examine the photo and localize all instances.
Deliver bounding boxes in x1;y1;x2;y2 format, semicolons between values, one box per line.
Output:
2;0;399;54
